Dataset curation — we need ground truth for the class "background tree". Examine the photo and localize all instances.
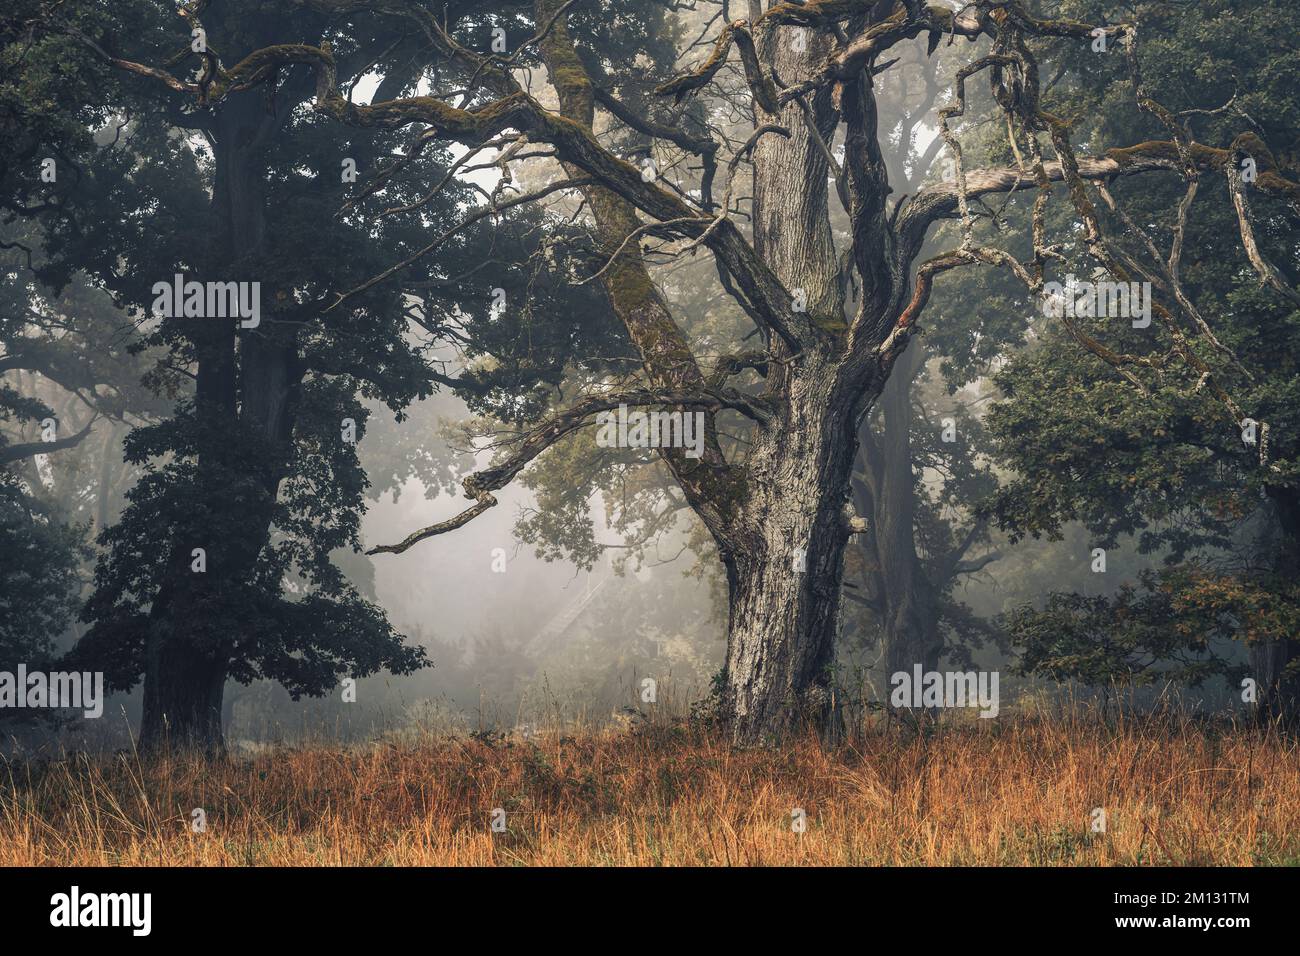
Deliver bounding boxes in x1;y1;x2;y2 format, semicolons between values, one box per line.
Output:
983;0;1300;721
2;8;168;700
5;0;617;750
840;34;1007;699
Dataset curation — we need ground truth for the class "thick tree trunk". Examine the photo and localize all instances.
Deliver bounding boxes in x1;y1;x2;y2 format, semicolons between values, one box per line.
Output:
140;624;227;752
532;3;898;744
1250;639;1299;723
722;355;861;744
715;26;866;745
139;93;296;754
881;583;941;684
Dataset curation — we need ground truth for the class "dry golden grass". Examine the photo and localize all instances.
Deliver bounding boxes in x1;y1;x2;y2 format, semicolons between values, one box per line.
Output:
2;707;1298;866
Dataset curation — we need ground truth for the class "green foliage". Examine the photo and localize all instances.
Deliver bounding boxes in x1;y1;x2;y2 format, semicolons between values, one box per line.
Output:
1008;563;1300;690
1009;573;1226;688
0;476;86;673
982;0;1300;688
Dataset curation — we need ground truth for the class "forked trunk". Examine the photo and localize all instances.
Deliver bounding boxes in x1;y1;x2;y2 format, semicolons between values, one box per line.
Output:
715;26;870;745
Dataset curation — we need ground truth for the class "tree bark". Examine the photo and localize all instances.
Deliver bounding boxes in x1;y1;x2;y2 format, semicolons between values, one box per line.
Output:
722;353;861;743
140;617;228;752
715;25;870;744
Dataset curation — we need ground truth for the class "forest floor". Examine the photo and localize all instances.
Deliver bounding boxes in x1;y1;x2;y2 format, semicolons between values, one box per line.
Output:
2;709;1297;865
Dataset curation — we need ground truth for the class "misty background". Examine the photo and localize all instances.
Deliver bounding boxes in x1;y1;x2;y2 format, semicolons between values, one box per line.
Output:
2;1;1267;753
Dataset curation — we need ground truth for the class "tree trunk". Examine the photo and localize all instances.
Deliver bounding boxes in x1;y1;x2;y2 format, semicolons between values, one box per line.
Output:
139;92;293;754
714;25;865;745
871;344;941;689
94;423;117;534
141;622;227;753
845;339;943;722
721;354;860;744
531;2;903;745
1252;486;1300;724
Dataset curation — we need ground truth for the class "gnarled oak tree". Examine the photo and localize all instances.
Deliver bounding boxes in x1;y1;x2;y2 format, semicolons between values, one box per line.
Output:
89;0;1300;743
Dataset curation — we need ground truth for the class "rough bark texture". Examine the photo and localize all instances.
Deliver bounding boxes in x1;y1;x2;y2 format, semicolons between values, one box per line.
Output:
714;25;872;743
721;352;861;742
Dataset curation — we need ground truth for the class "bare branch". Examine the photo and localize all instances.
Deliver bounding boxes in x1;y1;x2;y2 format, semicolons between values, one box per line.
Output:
0;415;99;466
366;388;749;556
1225;147;1300;309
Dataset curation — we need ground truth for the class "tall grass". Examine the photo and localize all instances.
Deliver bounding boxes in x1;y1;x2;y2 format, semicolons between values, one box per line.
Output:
2;705;1297;866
